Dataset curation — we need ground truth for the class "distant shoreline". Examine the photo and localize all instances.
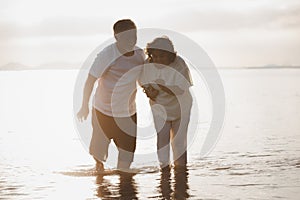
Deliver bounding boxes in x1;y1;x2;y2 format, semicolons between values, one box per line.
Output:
218;66;300;70
1;63;300;71
0;67;81;71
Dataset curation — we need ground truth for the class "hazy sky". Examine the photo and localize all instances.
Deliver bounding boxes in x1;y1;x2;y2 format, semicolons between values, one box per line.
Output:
0;0;300;67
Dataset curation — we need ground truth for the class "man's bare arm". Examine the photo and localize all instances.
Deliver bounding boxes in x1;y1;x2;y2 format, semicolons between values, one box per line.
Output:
77;74;97;121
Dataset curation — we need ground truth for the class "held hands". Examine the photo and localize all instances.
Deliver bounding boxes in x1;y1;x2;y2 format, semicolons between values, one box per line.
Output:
155;79;174;95
155;79;165;85
154;78;184;95
77;105;89;122
144;85;159;101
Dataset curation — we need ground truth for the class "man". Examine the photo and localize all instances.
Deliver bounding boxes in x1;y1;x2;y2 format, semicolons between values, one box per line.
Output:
77;19;144;170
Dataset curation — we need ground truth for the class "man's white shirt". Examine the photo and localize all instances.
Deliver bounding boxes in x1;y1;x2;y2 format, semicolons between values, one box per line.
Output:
89;43;144;117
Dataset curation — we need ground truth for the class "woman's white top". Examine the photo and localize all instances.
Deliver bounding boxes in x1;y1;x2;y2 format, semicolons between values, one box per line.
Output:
140;56;193;120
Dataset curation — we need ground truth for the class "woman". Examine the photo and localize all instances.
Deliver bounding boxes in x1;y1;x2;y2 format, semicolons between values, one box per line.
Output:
140;37;193;168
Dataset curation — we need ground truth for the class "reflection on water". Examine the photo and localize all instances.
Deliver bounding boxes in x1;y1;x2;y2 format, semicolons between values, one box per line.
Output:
95;172;138;199
173;167;189;200
157;166;189;200
158;167;172;199
88;166;190;200
1;69;300;199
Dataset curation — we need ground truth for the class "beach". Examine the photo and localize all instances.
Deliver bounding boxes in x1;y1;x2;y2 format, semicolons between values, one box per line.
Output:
0;68;299;199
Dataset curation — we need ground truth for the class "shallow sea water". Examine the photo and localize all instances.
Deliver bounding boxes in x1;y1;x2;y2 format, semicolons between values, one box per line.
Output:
0;69;299;199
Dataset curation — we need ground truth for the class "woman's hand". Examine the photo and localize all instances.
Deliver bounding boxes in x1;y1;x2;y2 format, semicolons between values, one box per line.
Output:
155;79;184;96
144;85;159;101
155;79;174;95
155;79;165;85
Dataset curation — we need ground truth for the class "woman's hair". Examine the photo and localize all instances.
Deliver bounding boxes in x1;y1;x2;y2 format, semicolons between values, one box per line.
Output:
145;36;177;63
113;19;136;34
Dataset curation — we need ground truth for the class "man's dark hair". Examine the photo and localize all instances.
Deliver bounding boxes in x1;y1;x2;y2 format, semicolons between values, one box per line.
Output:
113;19;136;34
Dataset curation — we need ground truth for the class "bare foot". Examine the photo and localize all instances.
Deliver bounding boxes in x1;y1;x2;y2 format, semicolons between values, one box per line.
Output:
96;161;104;171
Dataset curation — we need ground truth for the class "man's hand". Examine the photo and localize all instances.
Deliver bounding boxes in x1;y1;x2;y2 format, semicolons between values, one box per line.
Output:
77;105;89;122
77;74;97;122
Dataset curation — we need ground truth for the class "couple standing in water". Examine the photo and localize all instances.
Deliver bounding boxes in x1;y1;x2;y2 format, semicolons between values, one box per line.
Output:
77;19;193;171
